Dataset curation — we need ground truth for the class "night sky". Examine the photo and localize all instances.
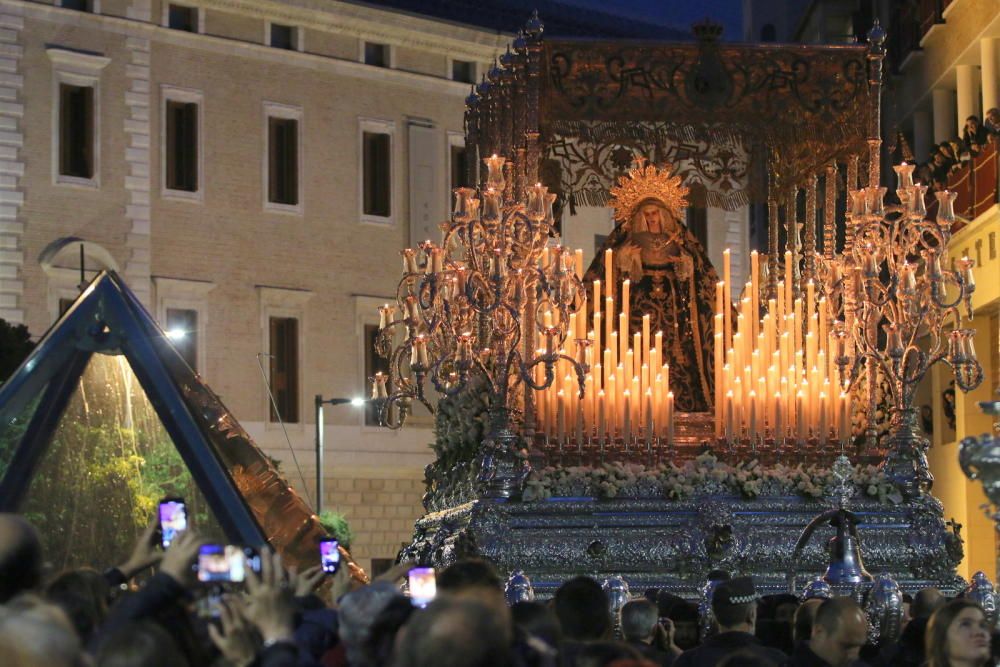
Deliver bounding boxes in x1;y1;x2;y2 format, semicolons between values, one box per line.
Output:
568;0;744;39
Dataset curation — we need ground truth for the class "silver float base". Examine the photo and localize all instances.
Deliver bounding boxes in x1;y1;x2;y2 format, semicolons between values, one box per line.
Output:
399;494;965;599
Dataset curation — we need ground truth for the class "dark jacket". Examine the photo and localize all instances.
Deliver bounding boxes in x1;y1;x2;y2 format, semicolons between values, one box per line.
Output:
783;641;832;667
626;639;677;667
674;631;786;667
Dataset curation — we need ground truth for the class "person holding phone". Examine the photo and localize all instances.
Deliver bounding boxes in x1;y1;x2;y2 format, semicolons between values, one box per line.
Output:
158;497;187;549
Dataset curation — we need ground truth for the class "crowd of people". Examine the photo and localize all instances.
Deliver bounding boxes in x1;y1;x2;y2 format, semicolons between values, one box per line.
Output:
0;512;996;667
910;111;1000;191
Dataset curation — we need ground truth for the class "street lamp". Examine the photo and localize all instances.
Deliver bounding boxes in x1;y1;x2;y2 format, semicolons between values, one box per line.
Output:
314;395;367;514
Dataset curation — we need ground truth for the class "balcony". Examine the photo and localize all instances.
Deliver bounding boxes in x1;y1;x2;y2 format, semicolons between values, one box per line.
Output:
925;141;999;229
890;0;954;72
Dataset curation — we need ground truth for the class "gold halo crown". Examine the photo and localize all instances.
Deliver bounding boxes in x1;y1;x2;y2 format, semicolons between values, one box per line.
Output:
610;158;689;223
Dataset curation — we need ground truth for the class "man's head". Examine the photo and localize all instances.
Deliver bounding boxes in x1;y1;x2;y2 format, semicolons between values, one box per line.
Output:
620;599;659;643
987;108;1000;125
0;594;82;667
339;581;404;667
437;559;509;642
911;588;944;620
809;597;868;667
96;620;190;667
0;514;42;603
711;576;759;632
554;576;611;641
437;559;503;593
393;597;511;667
794;598;823;643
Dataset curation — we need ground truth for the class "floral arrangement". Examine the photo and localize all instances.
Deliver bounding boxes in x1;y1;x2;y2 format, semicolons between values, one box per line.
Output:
521;453;900;504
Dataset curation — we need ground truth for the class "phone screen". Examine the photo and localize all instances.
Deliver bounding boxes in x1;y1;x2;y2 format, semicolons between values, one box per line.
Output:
198;544;252;583
158;499;187;549
408;567;436;608
319;539;340;574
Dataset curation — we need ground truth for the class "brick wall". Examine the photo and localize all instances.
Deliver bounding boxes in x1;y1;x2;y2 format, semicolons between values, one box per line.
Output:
325;471;426;574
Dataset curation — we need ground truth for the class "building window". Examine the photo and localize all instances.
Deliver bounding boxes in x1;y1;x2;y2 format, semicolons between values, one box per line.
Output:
270;23;296;50
168;4;197;31
58;298;75;316
61;0;94;12
364;42;388;67
59;84;94;180
450;144;469;192
594;234;608;257
268;117;299;206
364;324;390;426
451;59;475;84
269;316;299;423
363;131;391;218
166;308;198;370
165;100;198;193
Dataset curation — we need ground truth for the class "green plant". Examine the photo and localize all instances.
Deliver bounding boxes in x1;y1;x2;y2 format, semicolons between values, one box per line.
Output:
318;510;354;549
0;318;34;383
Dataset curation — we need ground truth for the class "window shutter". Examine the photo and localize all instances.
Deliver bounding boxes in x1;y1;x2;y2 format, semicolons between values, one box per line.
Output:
408;121;441;246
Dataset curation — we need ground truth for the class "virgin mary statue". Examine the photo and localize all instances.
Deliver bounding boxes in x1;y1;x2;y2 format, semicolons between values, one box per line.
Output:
583;160;721;412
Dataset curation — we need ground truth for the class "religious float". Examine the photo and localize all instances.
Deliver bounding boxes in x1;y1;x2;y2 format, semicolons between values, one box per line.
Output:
372;15;988;601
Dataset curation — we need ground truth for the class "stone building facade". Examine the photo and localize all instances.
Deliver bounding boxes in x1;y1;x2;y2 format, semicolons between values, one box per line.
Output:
4;0;509;572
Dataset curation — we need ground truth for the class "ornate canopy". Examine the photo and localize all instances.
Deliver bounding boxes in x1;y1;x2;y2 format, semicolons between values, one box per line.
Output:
464;19;880;213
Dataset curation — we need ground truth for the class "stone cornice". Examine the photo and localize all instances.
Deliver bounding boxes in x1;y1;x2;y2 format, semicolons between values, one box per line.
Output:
201;0;508;61
45;46;112;72
12;0;476;98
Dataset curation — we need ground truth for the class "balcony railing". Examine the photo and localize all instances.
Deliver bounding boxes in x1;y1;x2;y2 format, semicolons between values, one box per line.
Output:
925;142;998;228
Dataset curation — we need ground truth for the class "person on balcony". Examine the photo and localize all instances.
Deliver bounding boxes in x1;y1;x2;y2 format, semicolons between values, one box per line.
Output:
983;108;1000;141
962;116;989;156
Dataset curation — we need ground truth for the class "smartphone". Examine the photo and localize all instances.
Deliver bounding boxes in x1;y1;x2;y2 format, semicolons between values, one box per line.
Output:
408;567;436;608
197;545;260;583
319;538;341;574
158;497;187;549
196;588;225;619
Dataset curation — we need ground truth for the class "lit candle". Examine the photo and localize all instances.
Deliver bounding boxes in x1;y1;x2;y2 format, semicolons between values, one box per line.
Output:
619;312;629;369
597;390;606;442
725;390;735;441
642;314;651;368
378;304;395;330
838;391;850;443
774;392;783;441
750;251;760;340
796;391;806;441
818;392;828;443
784;250;793;315
604;249;613;295
372;372;388;400
645;389;654;443
632;332;642;376
557;390;566;445
606;301;615;366
748;390;758;439
623;390;632;442
666;391;675;446
714;329;724;436
402;248;418;275
723;249;732;350
622;279;631;334
575;396;585;446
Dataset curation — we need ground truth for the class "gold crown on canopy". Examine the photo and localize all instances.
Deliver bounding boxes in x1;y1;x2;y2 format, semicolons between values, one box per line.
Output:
610;158;689;223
